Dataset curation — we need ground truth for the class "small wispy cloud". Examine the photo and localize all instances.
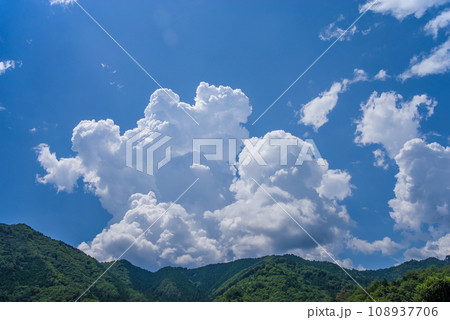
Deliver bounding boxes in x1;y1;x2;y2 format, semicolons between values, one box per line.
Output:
399;37;450;80
109;81;124;89
352;68;369;83
374;69;390;81
0;60;16;76
101;63;122;88
49;0;75;6
373;149;389;169
319;23;357;42
319;14;376;42
298;69;369;131
424;8;450;39
101;63;118;74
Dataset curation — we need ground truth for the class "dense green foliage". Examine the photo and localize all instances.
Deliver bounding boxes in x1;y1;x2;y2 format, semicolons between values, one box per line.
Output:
213;256;356;301
358;258;449;282
340;266;450;302
0;223;145;301
0;223;448;302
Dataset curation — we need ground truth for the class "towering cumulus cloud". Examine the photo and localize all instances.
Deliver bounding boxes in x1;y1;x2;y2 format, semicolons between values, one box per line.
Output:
37;83;356;270
37;83;252;219
354;89;450;261
389;139;450;233
205;130;353;261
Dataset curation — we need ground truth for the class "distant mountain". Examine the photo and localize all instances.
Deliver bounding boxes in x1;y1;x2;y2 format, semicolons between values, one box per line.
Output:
359;257;449;282
0;223;448;302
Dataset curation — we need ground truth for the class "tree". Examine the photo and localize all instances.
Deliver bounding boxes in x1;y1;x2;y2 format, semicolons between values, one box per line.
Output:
415;276;450;302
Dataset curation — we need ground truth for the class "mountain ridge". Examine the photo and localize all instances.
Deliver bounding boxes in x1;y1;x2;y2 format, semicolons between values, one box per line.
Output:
1;223;448;301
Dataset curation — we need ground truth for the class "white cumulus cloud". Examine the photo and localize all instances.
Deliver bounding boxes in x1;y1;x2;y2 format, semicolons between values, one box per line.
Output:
347;236;402;255
360;0;450;20
204;130;354;261
399;37;450;80
355;91;436;158
404;234;450;260
0;60;16;76
424;8;450;38
36;83;363;269
298;69;368;131
389;139;450;233
35;144;85;193
374;69;390;80
373;149;389;169
36;82;252;219
298;81;348;131
78;129;356;267
316;170;353;201
78;191;225;270
354;91;449;260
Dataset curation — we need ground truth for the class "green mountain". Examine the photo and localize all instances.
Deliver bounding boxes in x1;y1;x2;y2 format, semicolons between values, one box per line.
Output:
0;223;448;302
341;266;450;302
358;258;449;282
0;223;145;301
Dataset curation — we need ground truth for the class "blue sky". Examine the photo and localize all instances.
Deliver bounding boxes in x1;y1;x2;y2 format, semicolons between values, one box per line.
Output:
1;0;449;271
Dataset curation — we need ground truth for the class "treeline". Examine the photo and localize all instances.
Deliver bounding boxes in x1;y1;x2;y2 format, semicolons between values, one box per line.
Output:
338;266;450;302
0;223;449;302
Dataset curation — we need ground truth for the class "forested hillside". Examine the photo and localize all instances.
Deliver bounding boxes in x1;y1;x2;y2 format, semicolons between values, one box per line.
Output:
339;266;450;302
0;223;145;301
0;223;448;302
